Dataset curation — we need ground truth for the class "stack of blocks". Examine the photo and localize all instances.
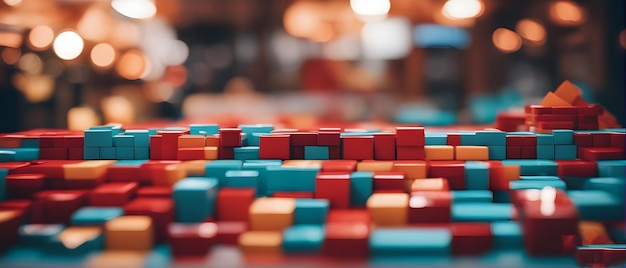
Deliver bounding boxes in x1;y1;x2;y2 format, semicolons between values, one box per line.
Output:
84;126;150;160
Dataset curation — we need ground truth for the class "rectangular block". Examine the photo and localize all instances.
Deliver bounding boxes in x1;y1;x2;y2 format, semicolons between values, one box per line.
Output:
373;133;396;160
304;146;329;160
113;135;134;147
555;145;577;160
408;191;451;223
315;172;350;208
536;145;555;160
217;188;255;222
125;130;150;147
71;207;124;225
455;146;489;161
169;222;217;256
553;130;574;145
424;145;454;161
84;129;113;147
260;135;290;160
501;159;558;176
425;132;448;145
396;127;425;146
370;228;451;256
178;135;206;148
464;161;489;190
99;147;116;160
294;198;329;225
451;190;493;203
367;193;409;226
89;182;139;206
452;203;514;222
249;198;295;231
105;215;153;251
238;231;282;254
488;145;506;160
396;146;425;160
342;136;374;160
190;124;219;135
173;177;219;222
282;225;324;254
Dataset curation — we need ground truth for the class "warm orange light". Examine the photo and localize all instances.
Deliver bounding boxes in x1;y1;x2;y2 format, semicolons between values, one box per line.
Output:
309;21;335;43
116;49;146;80
516;19;547;45
549;1;585;26
492;28;522;53
145;82;175;103
102;95;135;124
53;30;84;60
3;0;22;7
91;43;116;68
1;47;20;65
0;32;22;48
13;73;54;103
77;6;113;42
441;0;484;20
110;21;140;49
17;52;43;75
284;1;331;42
28;25;54;50
67;107;100;131
620;29;626;50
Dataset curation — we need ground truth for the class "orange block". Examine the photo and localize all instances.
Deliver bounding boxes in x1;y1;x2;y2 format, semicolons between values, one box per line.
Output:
540;92;571;107
455;146;489;160
204;146;218;160
367;193;409;226
205;136;220;147
63;160;117;180
105;216;154;251
238;231;282;254
178;135;206;148
553;80;582;104
356;161;394;172
578;221;614;245
282;160;323;168
392;161;427;180
87;251;146;268
149;163;186;186
180;160;211;176
410;178;449;192
424;146;454;160
249;198;295;231
489;164;520;191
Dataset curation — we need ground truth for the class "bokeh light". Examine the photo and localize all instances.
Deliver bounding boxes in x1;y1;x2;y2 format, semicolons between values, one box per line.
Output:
28;25;54;50
0;32;23;48
442;0;484;20
492;28;522;53
361;17;412;60
1;47;20;65
620;29;626;49
516;19;547;45
3;0;22;7
67;107;100;131
111;0;157;20
12;74;54;103
116;50;147;80
350;0;390;16
90;43;116;68
17;52;43;75
53;31;84;60
283;1;323;40
102;95;135;124
549;1;585;26
77;6;113;42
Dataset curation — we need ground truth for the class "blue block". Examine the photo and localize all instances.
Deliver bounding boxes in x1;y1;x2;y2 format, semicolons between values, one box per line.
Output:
492;190;511;203
190;124;219;135
554;145;576;160
491;221;523;249
18;224;65;246
475;131;506;146
519;175;561;181
7;148;39;161
488;145;506;160
451;190;493;203
501;159;558;176
304;146;329;160
134;147;149;160
293;167;320;192
460;132;478;145
0;150;15;162
115;147;134;160
294;199;329;225
124;130;150;147
99;147;116;160
563;177;592;190
464;161;489;190
351;171;373;206
536;134;554;145
282;225;325;254
84;129;113;147
47;230;104;254
83;147;99;160
509;179;567;191
553;130;574;145
206;160;243;186
608;225;626;243
569;190;624;221
597;160;626;177
452;203;514;222
113;135;134;147
71;207;124;225
584;177;625;200
0;168;6;201
113;160;147;166
242;160;282;197
425;132;448;145
223;170;259;190
238;124;274;135
370;228;451;256
173;177;219;222
536;145;555;160
20;138;40;148
234;147;260;160
265;166;297;195
247;133;267;146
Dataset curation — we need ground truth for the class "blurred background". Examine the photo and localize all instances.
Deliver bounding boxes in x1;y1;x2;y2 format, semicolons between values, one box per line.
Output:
0;0;624;132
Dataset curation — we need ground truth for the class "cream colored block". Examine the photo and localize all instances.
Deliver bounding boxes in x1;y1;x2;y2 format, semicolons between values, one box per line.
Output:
455;146;489;160
178;135;206;148
424;146;454;160
249;198;295;231
87;250;147;268
238;231;282;254
181;160;211;176
204;146;218;160
367;193;409;226
357;161;394;172
410;178;448;192
392;161;427;180
105;216;153;251
58;226;102;250
63;160;117;180
282;160;322;168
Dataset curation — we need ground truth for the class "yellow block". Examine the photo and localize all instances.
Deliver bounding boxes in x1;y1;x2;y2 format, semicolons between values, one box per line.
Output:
178;135;206;148
579;221;613;245
392;161;426;180
63;160;117;180
181;160;211;176
366;193;408;226
282;160;322;168
540;92;571;107
424;146;454;160
554;80;581;104
455;146;489;160
249;198;295;231
238;231;282;254
205;136;220;147
57;226;102;250
357;161;394;172
204;146;218;160
410;178;448;192
105;216;154;251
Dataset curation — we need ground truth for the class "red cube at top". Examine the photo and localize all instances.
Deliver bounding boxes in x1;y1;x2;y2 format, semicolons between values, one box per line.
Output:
5;173;45;199
124;197;175;243
451;223;493;255
315;172;351;209
219;128;242;147
216;188;256;222
168;222;218;256
31;190;87;224
342;136;374;160
396;127;425;147
89;182;139;206
408;191;451;223
259;135;290;160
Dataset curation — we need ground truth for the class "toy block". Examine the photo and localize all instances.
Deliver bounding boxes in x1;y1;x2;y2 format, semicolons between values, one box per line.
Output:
124;197;174;242
265;166;297;194
552;106;579;115
89;182;138;206
373;133;396;160
18;224;65;246
242;161;281;197
292;167;319;192
204;135;220;147
578;221;613;245
396;146;425;160
177;135;206;148
568;190;624;221
5;173;45;199
540;92;571;106
31;190;86;224
447;133;461;146
190;124;219;135
501;159;558;176
219;128;242;147
487;162;519;191
223;170;259;189
509;179;567;191
282;224;325;254
68;148;84;160
356;161;393;172
46;226;103;254
317;130;341;146
370;228;451;256
124;130;150;147
39;148;65;160
451;203;514;222
536;145;555;159
216;188;255;222
238;231;282;254
342;136;374;160
181;160;211;177
429;161;465;190
161;131;186;160
556;160;598;178
321;160;357;172
294;198;329;225
597;160;626;177
580;147;624;161
488;145;506;160
464;161;489;190
535;134;554;145
584;177;625;200
475;131;506;146
591;133;611;147
554;145;577;160
282;160;322;168
350;171;373;207
609;132;625;148
233;146;260;160
289;132;317;146
99;147;115;160
552;130;574;145
168;222;217;256
396;127;425;146
249;197;295;231
373;172;406;193
177;147;204;161
216;221;248;245
113;135;134;147
491;221;523;250
315;172;350;208
84;129;113;147
206;160;243;185
553;80;582;104
451;223;492;255
238;124;274;135
576;244;626;267
392;161;427;180
521;146;537;159
259;135;290;160
115;147;134;160
200;146;217;160
537;121;575;132
367;193;409;226
303;146;329;160
574;132;593;147
455;146;488;161
173;177;218;222
408;191;451;223
0;209;25;252
137;186;172;198
273;191;314;198
424;145;454;160
323;221;370;258
410;178;449;192
328;146;341;159
290;145;304;159
71;207;124;225
143;161;186;186
150;136;162;160
105;215;154;251
425;132;448;145
106;163;146;185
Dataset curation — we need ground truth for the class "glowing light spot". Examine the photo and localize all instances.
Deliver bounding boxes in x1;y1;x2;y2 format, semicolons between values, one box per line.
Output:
53;31;84;60
116;49;146;80
0;32;23;48
540;186;557;216
77;6;113;42
442;0;484;20
620;29;626;49
67;107;100;131
350;0;390;16
409;196;429;208
1;47;20;65
17;53;43;75
13;74;54;103
102;95;135;124
90;43;116;68
549;1;585;26
3;0;22;7
361;17;413;60
28;25;54;50
283;1;323;40
516;19;547;45
111;0;157;20
145;82;175;103
492;28;522;53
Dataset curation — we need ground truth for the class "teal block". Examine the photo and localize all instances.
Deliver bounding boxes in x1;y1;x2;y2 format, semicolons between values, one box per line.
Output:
553;130;574;145
247;133;267;146
608;225;626;243
124;130;150;147
190;124;219;135
83;147;99;160
501;159;557;176
206;160;243;186
0;168;6;201
173;177;219;222
519;175;561;181
18;224;65;246
0;150;15;162
242;160;282;197
475;131;506;146
563;177;592;190
536;145;555;159
492;190;511;203
134;147;149;160
234;147;260;160
114;160;147;166
451;190;493;203
460;133;478;145
340;132;373;137
294;199;329;225
350;171;373;206
304;146;329;160
148;128;158;135
536;134;554;145
425;133;448;145
8;148;39;161
47;232;103;254
488;145;506;160
282;225;325;254
464;161;489;190
71;207;124;225
113;135;134;147
84;129;113;147
452;203;514;222
20;138;39;148
597;160;626;177
115;147;134;160
293;167;319;192
265;166;297;195
238;124;274;135
99;147;115;160
223;170;259;189
370;228;451;256
569;190;624;221
509;179;566;191
491;221;523;249
554;145;576;160
584;177;625;200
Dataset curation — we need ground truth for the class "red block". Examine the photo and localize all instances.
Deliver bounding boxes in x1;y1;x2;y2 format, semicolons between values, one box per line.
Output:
521;146;537;159
324;210;370;258
141;161;183;186
551;107;578;114
574;133;593;147
610;133;625;149
150;135;162;160
0;209;25;253
219;128;242;147
31;190;87;224
576;247;626;268
290;132;318;146
580;147;624;161
168;222;217;256
218;146;234;159
451;223;493;255
317;129;341;146
447;133;461;146
342;136;374;160
537;121;574;130
577;115;598;124
522;136;537;146
291;146;304;159
429;161;465;190
373;133;396;160
577;104;603;115
315;172;350;208
216;221;247;245
161;131;186;160
124;197;174;242
321;160;357;172
272;191;314;198
591;133;611;147
528;105;552;115
556;160;598;177
177;148;205;160
408;191;451;223
39;148;68;160
216;188;255;222
506;146;521;159
396;127;425;146
259;135;290;160
327;209;370;223
39;136;62;148
10;160;79;180
0;199;32;212
373;172;406;193
5;174;45;199
506;136;524;146
396;146;425;160
106;164;147;185
63;135;84;148
535;115;577;123
137;186;172;198
89;182;139;206
67;148;84;160
328;146;341;160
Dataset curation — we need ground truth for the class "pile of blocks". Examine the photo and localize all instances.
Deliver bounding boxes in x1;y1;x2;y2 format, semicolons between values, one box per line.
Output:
83;125;150;160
